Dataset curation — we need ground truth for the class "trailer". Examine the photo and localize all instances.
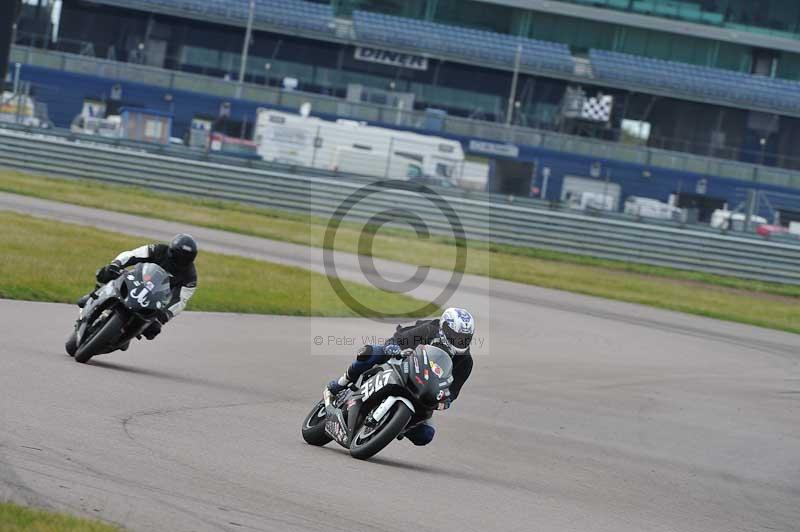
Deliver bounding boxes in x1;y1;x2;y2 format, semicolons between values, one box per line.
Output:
254;109;465;181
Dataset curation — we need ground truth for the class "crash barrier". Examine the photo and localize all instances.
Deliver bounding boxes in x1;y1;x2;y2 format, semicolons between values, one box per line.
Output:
2;127;800;285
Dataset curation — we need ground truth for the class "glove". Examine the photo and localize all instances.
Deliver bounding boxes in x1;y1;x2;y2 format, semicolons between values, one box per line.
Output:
95;262;123;283
156;309;173;325
384;344;402;358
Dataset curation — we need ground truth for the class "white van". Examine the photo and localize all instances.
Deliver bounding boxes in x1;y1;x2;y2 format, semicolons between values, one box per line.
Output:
710;209;767;231
624;196;684;221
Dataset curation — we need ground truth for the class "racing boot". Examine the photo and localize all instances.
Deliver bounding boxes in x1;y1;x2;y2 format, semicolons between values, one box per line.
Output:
398;422;435;446
324;373;350;406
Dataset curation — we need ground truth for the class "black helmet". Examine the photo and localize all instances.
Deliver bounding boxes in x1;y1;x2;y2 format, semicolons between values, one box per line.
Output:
168;234;197;266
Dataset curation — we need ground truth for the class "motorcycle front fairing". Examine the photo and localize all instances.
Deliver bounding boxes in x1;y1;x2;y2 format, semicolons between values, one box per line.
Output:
118;263;173;339
406;345;454;409
121;263;173;315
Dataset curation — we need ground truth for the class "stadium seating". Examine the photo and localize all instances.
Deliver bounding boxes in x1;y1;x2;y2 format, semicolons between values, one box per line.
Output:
89;0;335;35
253;0;334;34
352;11;575;75
589;49;800;114
85;1;796;117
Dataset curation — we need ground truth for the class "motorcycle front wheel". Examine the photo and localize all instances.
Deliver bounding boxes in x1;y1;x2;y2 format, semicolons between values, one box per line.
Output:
75;311;124;363
301;400;333;446
349;401;413;460
65;329;78;356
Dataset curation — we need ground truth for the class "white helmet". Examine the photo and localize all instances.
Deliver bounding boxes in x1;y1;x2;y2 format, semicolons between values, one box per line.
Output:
438;307;475;355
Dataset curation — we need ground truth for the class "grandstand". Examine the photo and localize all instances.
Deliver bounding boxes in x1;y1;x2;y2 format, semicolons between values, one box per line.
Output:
91;0;338;35
352;11;575;75
589;50;800;115
6;0;800;218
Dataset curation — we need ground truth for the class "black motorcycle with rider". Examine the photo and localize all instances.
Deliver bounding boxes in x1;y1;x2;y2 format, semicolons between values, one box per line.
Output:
65;234;198;363
301;308;475;458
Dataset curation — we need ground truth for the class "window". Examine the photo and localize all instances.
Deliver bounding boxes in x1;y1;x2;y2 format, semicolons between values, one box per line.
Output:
406;164;423;178
144;118;164;139
337;0;425;18
435;162;454;178
434;0;515;34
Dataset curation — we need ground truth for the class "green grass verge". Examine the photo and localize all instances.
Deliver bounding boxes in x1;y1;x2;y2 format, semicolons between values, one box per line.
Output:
0;211;434;317
2;170;799;333
0;503;121;532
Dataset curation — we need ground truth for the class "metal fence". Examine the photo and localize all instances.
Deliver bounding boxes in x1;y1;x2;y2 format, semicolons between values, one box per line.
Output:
9;45;800;189
1;127;799;285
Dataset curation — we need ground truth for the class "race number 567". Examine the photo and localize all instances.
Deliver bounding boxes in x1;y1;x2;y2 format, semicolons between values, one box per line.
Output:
362;371;392;401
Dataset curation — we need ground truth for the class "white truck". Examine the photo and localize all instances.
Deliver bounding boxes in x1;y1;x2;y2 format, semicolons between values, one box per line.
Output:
624;196;685;221
254;109;465;181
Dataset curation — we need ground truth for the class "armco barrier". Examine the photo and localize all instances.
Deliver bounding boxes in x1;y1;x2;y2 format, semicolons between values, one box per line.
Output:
1;127;800;285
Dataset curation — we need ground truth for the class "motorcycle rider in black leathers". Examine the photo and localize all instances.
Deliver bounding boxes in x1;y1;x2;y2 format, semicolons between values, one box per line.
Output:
326;307;475;446
77;234;198;345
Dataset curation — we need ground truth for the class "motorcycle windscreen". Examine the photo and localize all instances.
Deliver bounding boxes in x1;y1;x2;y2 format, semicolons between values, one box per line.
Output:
423;346;453;382
124;263;173;311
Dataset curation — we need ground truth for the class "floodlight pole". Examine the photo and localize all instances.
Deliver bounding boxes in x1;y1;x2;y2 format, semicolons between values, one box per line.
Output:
505;44;522;127
0;0;19;83
236;0;256;99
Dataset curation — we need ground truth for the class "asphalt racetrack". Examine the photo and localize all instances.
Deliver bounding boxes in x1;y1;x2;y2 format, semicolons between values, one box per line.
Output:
1;194;800;531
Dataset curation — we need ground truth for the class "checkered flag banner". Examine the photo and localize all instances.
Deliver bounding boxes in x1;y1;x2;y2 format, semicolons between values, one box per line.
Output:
581;94;614;123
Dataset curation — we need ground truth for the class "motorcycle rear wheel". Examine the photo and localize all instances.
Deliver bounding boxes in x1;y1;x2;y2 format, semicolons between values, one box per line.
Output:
75;312;124;363
301;400;333;446
349;402;413;460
